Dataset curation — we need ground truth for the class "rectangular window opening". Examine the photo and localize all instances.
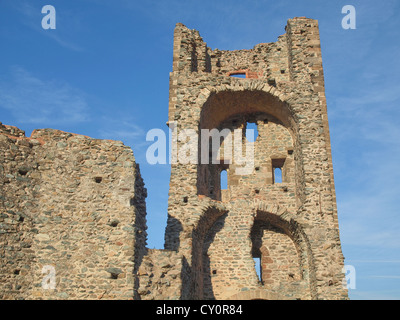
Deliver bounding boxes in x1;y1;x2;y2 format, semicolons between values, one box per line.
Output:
246;122;258;142
230;73;246;78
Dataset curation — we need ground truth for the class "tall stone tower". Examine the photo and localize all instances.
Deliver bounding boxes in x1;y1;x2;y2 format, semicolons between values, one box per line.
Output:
164;17;348;300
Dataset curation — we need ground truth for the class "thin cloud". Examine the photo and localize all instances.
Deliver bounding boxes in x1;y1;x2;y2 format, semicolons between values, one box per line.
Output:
350;289;400;300
368;276;400;279
39;29;84;52
97;118;152;159
348;260;400;264
0;66;89;124
16;1;84;52
338;163;400;250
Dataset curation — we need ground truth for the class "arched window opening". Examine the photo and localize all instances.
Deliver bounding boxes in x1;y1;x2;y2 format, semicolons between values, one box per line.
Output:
246;122;258;142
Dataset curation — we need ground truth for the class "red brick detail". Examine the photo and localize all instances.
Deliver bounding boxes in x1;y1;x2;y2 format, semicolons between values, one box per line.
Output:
226;69;261;79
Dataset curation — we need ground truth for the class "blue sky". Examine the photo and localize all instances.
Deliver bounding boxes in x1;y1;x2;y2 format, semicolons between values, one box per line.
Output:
1;0;399;300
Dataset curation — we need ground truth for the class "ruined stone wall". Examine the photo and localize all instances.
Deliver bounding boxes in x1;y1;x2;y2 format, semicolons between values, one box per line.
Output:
165;18;348;300
0;123;147;299
1;17;348;301
0;124;37;299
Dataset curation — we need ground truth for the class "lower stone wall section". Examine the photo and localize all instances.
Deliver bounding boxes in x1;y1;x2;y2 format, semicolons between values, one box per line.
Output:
137;249;184;300
0;124;37;299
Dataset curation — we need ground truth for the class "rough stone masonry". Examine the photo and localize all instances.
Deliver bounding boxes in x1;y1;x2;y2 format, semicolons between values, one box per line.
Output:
0;17;348;300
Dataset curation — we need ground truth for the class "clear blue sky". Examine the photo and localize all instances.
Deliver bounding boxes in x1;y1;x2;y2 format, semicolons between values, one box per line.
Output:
1;0;399;300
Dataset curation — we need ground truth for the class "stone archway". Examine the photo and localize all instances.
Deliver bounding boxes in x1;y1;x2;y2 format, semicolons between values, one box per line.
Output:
196;84;298;134
249;201;317;300
190;202;229;299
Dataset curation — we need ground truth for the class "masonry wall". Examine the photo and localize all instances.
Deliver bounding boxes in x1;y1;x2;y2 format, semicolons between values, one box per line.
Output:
0;123;147;299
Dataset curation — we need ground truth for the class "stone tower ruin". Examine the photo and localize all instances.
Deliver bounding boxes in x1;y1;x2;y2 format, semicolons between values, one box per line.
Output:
0;17;348;300
163;17;348;300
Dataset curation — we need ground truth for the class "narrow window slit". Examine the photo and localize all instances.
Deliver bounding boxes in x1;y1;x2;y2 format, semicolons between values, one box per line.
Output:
253;257;262;283
220;169;228;190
